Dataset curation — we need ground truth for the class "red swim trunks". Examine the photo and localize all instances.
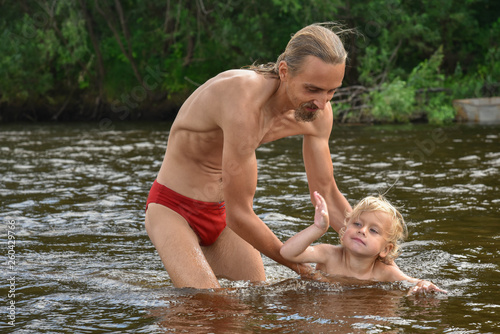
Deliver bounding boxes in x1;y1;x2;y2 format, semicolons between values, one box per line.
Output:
145;180;226;246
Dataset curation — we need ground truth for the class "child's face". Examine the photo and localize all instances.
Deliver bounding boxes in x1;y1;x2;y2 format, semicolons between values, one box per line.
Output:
342;211;394;259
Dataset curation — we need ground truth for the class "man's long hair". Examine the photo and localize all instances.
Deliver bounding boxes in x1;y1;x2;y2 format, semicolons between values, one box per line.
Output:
246;22;349;78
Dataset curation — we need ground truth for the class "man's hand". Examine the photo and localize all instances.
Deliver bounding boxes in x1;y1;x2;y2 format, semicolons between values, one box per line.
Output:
293;263;314;276
313;191;329;231
299;268;331;283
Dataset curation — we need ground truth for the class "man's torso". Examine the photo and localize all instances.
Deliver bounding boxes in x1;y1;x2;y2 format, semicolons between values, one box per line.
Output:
157;69;328;202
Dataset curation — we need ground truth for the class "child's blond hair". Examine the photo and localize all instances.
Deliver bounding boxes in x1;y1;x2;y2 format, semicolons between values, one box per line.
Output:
340;195;408;264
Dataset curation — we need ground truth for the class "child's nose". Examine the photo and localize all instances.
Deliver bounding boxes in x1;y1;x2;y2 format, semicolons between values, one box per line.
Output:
357;227;366;235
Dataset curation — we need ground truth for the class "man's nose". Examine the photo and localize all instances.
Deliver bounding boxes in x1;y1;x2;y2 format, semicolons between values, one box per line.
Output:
315;92;333;110
314;99;327;110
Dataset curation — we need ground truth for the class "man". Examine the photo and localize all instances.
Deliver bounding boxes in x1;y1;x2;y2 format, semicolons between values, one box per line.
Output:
145;23;352;288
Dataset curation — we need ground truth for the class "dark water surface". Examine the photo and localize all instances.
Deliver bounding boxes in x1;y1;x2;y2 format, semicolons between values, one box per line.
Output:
0;121;499;333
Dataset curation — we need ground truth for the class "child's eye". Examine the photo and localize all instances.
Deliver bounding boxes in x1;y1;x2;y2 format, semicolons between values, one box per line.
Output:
370;228;379;234
353;222;361;227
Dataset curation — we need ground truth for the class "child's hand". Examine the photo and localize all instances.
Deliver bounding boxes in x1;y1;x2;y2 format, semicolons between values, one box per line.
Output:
408;280;447;295
313;191;329;231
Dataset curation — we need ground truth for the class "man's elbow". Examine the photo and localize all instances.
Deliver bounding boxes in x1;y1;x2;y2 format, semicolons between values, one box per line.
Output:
225;204;254;229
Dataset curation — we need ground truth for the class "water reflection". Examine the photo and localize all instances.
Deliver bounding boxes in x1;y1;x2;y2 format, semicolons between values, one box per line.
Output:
150;290;253;333
0;122;499;333
149;279;447;333
253;279;407;333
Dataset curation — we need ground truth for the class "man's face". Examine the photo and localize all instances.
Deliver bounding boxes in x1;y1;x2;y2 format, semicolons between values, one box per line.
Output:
282;56;345;122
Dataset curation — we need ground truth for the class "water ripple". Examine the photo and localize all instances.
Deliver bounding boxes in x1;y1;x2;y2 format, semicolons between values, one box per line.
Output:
1;122;499;333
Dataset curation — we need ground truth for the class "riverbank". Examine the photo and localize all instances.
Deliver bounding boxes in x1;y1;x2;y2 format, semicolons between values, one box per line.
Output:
1;87;498;125
0;103;446;125
0;94;183;123
0;103;428;124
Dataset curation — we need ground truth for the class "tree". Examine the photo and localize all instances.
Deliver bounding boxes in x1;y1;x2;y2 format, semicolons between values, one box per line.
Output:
0;0;497;122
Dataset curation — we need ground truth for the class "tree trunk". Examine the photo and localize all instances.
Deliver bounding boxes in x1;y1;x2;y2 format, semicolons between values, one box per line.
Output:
78;0;106;118
94;0;144;86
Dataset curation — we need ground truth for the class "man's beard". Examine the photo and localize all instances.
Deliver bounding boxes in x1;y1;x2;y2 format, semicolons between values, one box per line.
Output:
294;102;320;122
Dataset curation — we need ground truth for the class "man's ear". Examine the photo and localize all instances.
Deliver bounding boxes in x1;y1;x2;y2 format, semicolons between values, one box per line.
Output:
278;61;288;81
379;243;394;259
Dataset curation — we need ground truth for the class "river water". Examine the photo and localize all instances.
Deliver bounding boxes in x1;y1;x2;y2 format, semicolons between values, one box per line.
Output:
0;121;499;333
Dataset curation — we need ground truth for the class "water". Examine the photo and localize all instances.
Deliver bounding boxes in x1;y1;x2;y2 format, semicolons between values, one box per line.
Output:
0;121;499;333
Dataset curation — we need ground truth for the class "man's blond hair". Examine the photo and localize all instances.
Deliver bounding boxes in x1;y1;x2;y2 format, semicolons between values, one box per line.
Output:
247;22;348;77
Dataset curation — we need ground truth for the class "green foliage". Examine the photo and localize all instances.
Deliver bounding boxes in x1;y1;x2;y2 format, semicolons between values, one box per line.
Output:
408;46;445;89
343;0;499;124
0;13;54;104
370;78;415;123
407;46;455;124
0;0;498;122
366;47;457;124
424;95;456;124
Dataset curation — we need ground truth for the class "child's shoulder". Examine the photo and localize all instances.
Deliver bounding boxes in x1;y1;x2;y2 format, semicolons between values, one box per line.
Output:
315;243;343;264
315;244;343;273
373;260;408;281
316;243;342;254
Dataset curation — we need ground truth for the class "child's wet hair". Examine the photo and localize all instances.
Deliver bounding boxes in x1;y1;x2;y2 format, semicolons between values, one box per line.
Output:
339;195;408;264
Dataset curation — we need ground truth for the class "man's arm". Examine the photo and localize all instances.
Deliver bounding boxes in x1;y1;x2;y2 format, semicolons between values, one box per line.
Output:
221;122;312;275
302;130;351;233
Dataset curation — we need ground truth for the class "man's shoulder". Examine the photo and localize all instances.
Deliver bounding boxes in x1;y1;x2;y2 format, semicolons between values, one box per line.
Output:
212;69;266;88
212;68;255;79
208;69;276;106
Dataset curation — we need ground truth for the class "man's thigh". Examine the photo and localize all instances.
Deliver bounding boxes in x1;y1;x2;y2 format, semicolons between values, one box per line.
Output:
145;203;220;289
203;226;266;282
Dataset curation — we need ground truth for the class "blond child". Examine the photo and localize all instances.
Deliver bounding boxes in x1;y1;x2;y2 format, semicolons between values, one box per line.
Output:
280;192;446;294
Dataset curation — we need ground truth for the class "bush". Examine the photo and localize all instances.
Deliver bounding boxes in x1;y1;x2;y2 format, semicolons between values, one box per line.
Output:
369;78;415;123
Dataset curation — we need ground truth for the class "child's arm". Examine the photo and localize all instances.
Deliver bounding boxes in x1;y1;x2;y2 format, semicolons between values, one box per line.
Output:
407;278;447;295
383;264;447;295
280;191;331;263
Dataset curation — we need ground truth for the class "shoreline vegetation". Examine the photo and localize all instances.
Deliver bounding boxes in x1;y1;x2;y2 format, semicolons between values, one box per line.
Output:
1;1;499;124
